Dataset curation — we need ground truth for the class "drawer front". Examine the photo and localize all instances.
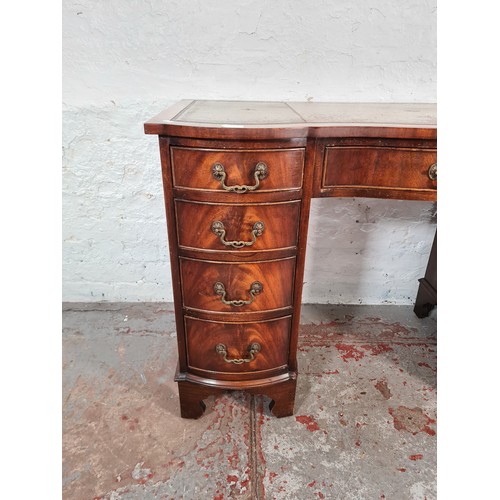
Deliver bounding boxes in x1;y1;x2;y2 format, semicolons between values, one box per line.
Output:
185;316;291;375
180;257;295;314
175;200;301;253
323;144;437;191
171;147;304;193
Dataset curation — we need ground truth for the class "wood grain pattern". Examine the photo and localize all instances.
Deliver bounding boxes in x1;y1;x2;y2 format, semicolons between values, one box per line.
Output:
260;378;297;417
175;200;300;254
176;375;297;418
312;137;437;200
287;137;317;373
158;137;188;372
172;187;303;204
171;147;305;193
145;100;438;419
180;257;296;314
323;144;437;191
169;137;308;150
185;316;291;378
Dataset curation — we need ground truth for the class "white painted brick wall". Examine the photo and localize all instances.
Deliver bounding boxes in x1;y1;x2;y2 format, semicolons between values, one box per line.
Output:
63;0;436;303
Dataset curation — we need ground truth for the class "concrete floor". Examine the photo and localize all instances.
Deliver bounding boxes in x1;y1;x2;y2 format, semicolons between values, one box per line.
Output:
62;303;437;500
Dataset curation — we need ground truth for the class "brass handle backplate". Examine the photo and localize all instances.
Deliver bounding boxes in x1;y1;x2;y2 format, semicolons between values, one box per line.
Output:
211;220;265;248
428;163;437;181
215;342;261;364
213;281;263;306
211;162;268;193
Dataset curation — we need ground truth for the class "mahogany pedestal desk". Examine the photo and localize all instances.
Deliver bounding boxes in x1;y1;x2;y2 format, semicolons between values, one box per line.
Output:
144;100;437;419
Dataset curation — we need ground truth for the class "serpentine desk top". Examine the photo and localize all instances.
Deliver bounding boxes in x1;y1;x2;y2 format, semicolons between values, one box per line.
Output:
144;100;437;140
143;99;437;418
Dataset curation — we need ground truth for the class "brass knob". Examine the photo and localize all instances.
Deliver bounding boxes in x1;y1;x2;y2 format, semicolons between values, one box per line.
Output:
428;163;437;181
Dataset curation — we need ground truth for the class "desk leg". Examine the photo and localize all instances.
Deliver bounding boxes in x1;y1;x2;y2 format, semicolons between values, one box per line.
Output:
177;381;222;419
258;378;297;418
414;231;437;318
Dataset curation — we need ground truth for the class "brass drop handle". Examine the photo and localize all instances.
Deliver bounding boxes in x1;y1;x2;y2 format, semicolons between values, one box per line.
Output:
428;163;437;181
211;162;268;193
215;342;261;364
211;220;265;248
213;281;263;306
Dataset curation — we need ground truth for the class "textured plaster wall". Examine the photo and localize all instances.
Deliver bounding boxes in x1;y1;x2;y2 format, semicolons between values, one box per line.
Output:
62;0;437;303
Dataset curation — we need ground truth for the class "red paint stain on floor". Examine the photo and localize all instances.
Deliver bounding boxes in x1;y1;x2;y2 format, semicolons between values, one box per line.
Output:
254;398;268;498
397;468;407;472
295;415;321;431
389;406;436;436
374;379;392;400
410;454;424;461
334;342;393;362
423;426;436;436
162;458;185;470
227;450;238;468
381;322;413;335
418;362;437;372
335;343;365;361
257;411;267;463
296;319;425;353
361;343;394;356
308;480;316;487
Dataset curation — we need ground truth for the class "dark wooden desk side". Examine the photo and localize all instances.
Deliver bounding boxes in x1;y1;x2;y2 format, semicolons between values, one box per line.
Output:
414;232;437;318
145;100;437;418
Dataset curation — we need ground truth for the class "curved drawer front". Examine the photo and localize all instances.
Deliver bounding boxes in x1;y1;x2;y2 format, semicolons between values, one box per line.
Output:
175;200;301;253
185;316;291;376
171;147;304;193
180;257;295;314
323;143;437;191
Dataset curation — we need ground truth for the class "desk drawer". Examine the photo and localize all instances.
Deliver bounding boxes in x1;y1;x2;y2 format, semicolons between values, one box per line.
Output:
180;257;295;314
322;142;437;192
185;316;291;377
175;200;300;254
171;147;304;194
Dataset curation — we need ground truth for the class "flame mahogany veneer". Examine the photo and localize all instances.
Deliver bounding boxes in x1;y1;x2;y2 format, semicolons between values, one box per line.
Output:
145;100;437;419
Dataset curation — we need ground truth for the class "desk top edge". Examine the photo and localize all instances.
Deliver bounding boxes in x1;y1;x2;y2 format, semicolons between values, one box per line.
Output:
144;100;437;139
